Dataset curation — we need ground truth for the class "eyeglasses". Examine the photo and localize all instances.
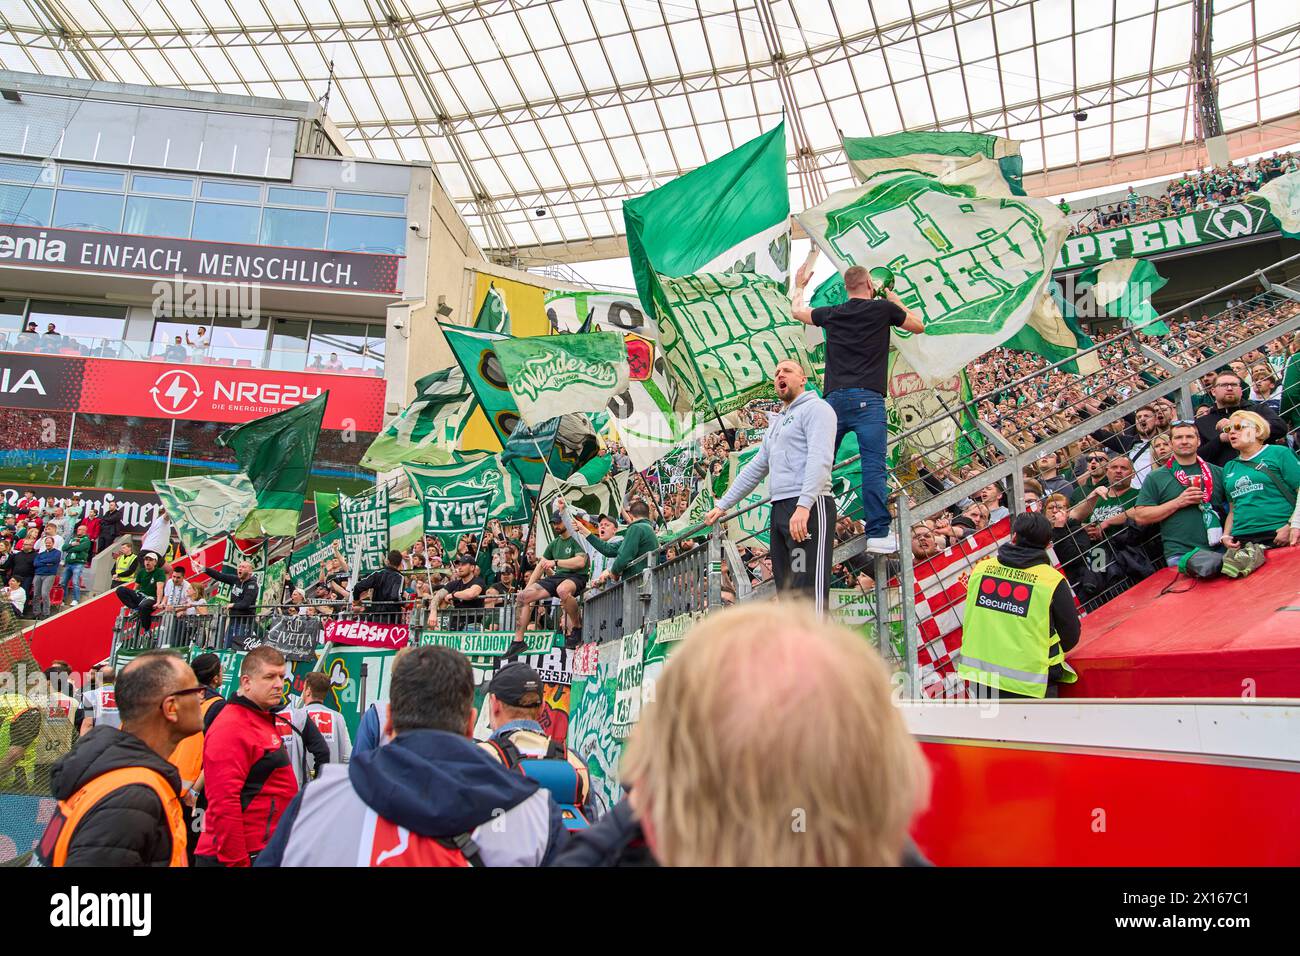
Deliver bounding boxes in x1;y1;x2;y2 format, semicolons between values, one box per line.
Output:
1226;423;1256;432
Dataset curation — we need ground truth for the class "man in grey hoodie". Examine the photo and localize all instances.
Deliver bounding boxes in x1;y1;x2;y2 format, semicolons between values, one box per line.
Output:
704;359;838;613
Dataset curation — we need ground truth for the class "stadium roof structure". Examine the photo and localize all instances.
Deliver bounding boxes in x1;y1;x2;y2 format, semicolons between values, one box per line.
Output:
2;0;1298;266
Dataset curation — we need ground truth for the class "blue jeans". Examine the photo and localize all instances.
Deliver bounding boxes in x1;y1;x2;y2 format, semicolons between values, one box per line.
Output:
827;387;890;537
59;563;83;602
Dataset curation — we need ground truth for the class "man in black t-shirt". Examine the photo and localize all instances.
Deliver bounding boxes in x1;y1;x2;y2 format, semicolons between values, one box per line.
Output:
792;263;925;554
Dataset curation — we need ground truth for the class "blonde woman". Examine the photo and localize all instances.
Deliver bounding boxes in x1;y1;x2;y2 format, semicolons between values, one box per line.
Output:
1221;410;1300;548
1149;432;1173;470
622;602;929;866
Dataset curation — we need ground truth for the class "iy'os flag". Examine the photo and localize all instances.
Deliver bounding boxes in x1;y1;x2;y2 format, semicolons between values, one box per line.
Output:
492;331;629;426
624;122;818;418
217;392;328;538
423;487;494;557
797;133;1070;383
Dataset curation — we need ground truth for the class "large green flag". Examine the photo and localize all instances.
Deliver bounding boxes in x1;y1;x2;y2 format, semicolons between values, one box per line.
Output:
405;452;530;526
152;472;257;552
217;392;327;537
474;283;511;334
796;135;1069;383
314;491;341;535
545;288;706;472
624;122;817;417
359;366;474;472
1078;258;1170;335
493;332;629;426
842;130;1026;195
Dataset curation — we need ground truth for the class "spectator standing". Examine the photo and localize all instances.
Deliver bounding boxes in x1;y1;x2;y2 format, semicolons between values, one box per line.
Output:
32;535;60;619
1195;372;1288;466
1221;411;1300;548
298;671;352;767
37;651;202;867
80;666;121;733
10;541;35;616
204;559;259;648
351;549;406;623
256;645;567;867
706;360;839;611
791;263;927;554
194;646;298;867
98;503;123;555
60;524;91;606
1131;423;1227;567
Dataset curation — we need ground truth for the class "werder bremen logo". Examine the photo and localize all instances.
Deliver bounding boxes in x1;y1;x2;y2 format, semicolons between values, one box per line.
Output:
823;173;1049;336
512;349;619;403
1202;202;1268;242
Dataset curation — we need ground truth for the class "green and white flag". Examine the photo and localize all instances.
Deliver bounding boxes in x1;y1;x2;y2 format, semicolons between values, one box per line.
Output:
545;289;709;473
532;467;629;551
1078;258;1169;334
405;452;530;526
663;483;714;540
474;283;511;334
797;136;1069;383
314;491;341;535
625;122;818;417
1246;169;1300;238
423;487;494;555
883;351;984;470
493;332;629;426
360;367;474;472
340;487;389;576
152;472;257;552
842;130;1026;195
388;495;424;553
217;392;328;538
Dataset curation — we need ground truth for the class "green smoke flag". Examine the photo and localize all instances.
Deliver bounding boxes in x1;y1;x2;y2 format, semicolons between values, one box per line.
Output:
842;130;1026;195
405;451;530;526
624;122;818;417
1078;258;1170;335
152;472;258;552
217;392;327;537
493;332;629;426
545;288;708;472
475;282;511;334
797;138;1069;383
360;366;474;471
1246;170;1300;238
423;487;493;556
388;495;424;552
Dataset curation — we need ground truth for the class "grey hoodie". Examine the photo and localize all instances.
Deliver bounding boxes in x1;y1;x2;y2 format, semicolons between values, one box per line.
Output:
718;389;838;511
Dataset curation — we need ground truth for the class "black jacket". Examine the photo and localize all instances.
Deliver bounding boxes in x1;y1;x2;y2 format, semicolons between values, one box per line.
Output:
42;726;184;866
10;549;34;578
353;566;405;615
1196;401;1289;466
993;541;1082;680
206;568;259;616
98;509;122;543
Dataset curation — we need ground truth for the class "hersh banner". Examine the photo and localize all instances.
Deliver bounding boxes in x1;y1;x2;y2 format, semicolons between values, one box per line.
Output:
1054;202;1281;272
0;351;384;431
0;222;402;293
341;487;389;575
324;618;411;650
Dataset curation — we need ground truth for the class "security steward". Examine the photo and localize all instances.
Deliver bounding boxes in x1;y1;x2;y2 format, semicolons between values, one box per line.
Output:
0;692;43;791
478;661;591;829
957;512;1081;699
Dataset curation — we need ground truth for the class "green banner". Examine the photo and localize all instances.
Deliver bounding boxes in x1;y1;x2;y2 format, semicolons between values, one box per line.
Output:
1055;202;1280;272
286;528;343;591
405;452;529;526
340;487;389;575
493;331;629;426
417;630;558;657
422;487;493;554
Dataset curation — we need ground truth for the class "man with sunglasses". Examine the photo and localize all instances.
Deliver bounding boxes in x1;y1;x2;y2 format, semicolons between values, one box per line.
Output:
1194;371;1288;466
1069;449;1112;505
39;651;203;866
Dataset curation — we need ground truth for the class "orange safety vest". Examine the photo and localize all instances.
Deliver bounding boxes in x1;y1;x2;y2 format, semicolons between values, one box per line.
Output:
45;766;187;867
168;694;222;797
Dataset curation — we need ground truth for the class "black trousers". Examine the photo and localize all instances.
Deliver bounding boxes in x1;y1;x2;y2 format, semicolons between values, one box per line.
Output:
116;585;156;629
769;496;836;614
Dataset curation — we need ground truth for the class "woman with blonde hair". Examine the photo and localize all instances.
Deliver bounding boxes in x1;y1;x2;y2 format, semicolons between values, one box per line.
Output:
1221;410;1300;548
621;602;929;866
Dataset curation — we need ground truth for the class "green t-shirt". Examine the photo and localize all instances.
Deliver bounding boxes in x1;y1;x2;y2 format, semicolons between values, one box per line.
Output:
1069;477;1104;506
1223;445;1300;536
1135;462;1227;559
135;565;166;593
1087;486;1139;534
543;534;586;573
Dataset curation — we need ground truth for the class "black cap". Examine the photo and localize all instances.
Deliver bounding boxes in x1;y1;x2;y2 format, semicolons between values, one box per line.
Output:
453;554;475;565
488;661;542;706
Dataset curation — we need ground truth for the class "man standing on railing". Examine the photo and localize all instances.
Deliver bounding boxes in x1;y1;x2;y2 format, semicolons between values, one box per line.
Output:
703;359;838;613
790;263;926;555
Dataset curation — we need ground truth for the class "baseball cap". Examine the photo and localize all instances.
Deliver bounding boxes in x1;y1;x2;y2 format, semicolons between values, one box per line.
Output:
488;662;542;707
453;554;475;565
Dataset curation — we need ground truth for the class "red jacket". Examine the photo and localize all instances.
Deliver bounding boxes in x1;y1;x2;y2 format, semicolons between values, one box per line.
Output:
194;693;299;866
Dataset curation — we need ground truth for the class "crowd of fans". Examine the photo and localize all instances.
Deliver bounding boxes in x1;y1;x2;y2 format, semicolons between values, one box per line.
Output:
1062;151;1298;235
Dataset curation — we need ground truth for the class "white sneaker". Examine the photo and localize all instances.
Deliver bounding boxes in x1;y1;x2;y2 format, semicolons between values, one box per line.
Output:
866;533;898;554
69;600;78;606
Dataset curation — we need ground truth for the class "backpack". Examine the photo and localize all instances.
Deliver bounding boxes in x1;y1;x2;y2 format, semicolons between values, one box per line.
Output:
486;733;590;830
